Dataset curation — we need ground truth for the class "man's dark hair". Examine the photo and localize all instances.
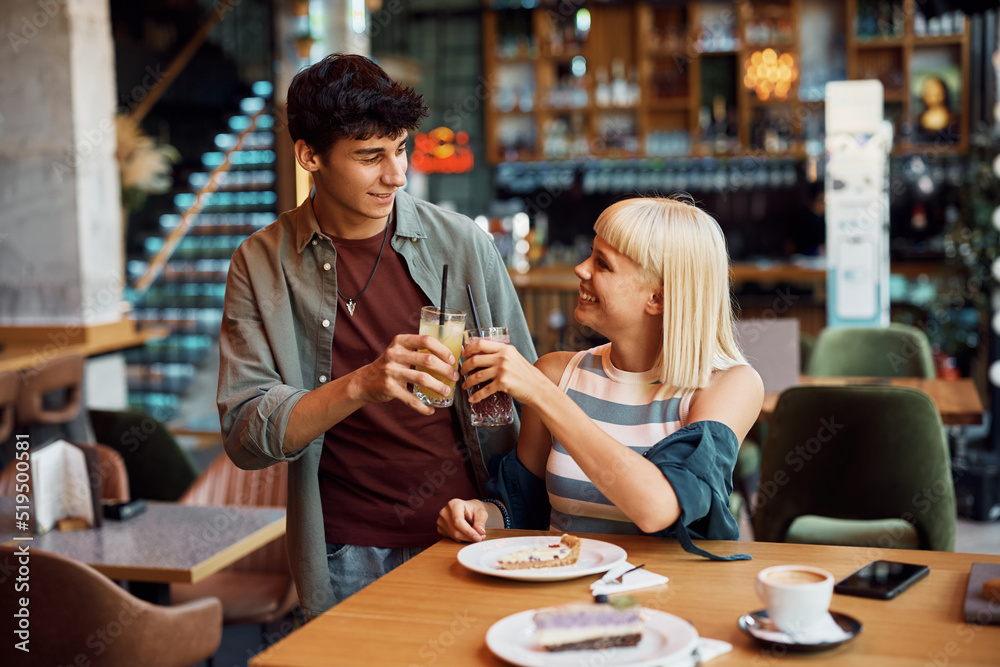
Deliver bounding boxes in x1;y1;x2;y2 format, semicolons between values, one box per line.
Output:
287;53;429;157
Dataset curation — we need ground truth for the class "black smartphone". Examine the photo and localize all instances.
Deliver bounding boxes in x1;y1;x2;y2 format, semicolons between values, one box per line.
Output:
102;499;147;521
834;560;930;600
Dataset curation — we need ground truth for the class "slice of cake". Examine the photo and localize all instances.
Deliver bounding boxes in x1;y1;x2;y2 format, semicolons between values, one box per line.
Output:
534;597;644;652
495;534;581;570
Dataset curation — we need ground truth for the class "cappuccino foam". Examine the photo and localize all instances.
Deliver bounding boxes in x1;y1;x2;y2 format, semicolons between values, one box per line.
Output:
764;569;827;586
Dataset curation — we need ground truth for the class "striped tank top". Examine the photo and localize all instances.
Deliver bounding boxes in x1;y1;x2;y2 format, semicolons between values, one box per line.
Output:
546;343;695;535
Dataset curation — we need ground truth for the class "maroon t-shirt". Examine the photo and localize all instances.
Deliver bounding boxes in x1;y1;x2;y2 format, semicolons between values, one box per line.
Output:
319;221;478;548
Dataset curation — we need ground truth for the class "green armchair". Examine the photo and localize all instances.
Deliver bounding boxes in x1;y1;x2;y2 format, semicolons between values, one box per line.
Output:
806;323;935;378
752;385;955;551
89;409;199;501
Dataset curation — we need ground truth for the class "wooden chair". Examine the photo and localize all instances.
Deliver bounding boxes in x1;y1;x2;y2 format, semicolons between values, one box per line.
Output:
0;545;221;667
171;452;297;630
0;370;18;444
15;354;92;449
16;355;85;426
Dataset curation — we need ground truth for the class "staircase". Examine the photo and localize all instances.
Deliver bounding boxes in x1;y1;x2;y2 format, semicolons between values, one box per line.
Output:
125;81;277;423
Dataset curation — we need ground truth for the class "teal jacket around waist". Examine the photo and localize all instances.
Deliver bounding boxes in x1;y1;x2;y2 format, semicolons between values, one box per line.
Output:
488;420;751;561
217;190;536;617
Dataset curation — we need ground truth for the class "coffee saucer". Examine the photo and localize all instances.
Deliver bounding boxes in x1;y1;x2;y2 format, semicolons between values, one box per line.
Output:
738;610;862;652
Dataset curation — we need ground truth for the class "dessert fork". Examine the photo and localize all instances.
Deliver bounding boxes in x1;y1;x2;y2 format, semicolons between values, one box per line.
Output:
601;563;646;585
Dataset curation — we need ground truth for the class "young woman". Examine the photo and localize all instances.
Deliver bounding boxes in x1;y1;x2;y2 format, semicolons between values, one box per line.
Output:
437;196;763;558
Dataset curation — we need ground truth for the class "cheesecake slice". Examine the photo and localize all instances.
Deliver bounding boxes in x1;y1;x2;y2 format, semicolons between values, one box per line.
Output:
534;596;644;651
495;534;581;570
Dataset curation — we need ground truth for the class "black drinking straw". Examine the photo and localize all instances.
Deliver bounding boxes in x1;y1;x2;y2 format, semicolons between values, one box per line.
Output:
439;265;449;325
466;284;482;330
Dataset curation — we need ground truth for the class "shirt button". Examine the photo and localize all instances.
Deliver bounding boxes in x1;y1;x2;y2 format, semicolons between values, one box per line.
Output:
323;262;332;271
312;240;317;246
319;375;327;383
322;319;330;328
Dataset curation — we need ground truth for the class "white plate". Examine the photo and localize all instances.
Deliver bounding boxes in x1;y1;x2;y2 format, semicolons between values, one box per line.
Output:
457;536;627;582
486;608;699;667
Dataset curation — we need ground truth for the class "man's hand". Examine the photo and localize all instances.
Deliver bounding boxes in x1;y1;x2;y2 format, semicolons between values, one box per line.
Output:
349;333;459;415
283;334;459;454
437;498;489;542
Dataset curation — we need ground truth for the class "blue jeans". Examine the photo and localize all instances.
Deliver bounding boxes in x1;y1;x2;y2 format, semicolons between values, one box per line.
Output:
326;543;426;606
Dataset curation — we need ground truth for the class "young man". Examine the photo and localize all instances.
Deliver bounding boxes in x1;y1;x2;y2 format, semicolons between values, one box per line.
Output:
217;54;535;618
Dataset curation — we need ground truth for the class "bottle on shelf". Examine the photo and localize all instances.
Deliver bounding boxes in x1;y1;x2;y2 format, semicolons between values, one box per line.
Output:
596;67;611;107
611;59;628;107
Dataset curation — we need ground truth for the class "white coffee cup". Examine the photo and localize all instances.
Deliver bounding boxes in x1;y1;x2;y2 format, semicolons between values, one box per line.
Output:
755;565;835;638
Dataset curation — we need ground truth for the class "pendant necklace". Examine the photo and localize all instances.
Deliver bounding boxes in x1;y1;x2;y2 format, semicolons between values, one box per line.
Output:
336;214;391;317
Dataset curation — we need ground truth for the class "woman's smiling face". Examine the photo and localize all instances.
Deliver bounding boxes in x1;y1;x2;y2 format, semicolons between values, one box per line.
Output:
573;235;658;336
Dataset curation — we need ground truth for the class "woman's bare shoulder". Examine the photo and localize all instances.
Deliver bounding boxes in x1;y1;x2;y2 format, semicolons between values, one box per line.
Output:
708;363;763;393
684;364;763;440
688;364;764;420
535;351;577;384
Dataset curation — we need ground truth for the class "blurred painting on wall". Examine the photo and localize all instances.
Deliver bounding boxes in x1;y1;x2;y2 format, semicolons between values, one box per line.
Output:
911;66;961;143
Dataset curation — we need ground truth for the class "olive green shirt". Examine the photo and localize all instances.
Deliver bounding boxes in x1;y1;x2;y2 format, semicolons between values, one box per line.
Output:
217;190;536;617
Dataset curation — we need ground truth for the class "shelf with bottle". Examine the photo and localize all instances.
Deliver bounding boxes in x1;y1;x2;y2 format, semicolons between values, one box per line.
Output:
694;3;740;54
853;0;905;41
538;5;591;60
855;37;904;49
540;112;591;160
846;0;971;154
695;88;739;156
645;54;690;106
744;0;797;49
643;3;689;53
647;98;691;111
912;34;968;47
747;104;801;154
492;60;537;113
596;111;641;156
486;1;826;163
854;46;906;96
496;114;539;162
539;57;589;111
494;6;537;60
912;8;966;39
592;59;641;110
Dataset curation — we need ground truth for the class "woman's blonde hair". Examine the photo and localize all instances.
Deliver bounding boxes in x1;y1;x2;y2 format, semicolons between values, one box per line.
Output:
594;195;746;388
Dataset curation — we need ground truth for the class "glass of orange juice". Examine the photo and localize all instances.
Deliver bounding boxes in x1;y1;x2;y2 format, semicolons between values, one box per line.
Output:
412;306;465;408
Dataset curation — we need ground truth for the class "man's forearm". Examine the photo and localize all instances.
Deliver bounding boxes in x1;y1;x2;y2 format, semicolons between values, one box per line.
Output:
282;375;365;454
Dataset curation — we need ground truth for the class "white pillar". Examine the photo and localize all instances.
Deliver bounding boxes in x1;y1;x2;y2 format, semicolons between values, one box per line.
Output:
322;0;370;59
0;0;123;325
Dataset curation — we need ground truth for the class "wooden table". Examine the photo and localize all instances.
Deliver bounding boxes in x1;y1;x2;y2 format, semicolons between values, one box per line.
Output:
22;501;285;603
0;319;167;373
760;376;984;426
168;412;226;450
251;530;1000;667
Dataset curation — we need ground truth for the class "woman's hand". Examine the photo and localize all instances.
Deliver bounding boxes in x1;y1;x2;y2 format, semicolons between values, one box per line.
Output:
437;499;489;542
461;339;547;407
